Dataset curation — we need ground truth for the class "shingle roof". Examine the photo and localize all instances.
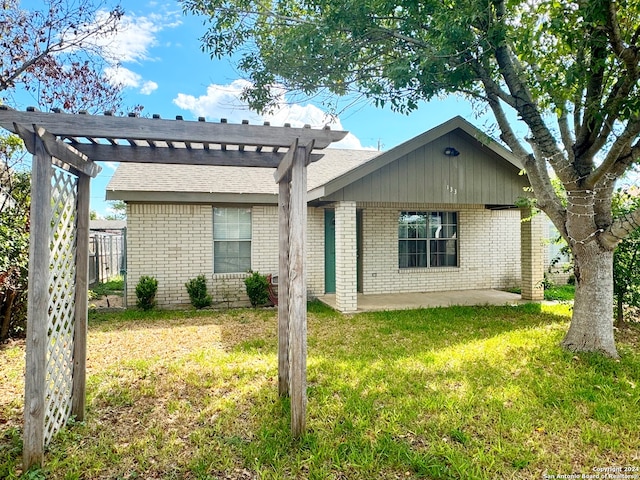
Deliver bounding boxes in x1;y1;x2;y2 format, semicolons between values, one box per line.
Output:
90;219;127;231
106;148;379;197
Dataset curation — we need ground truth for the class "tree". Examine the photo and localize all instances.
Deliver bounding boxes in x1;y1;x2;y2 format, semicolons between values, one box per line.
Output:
182;0;640;357
1;0;128;341
106;200;127;220
1;0;124;113
613;188;640;326
0;135;29;342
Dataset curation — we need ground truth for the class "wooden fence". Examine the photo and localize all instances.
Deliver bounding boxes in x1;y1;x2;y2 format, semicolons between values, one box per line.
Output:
89;230;125;286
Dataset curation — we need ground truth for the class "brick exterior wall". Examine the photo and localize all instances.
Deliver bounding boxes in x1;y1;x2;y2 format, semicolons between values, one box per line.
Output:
125;203;214;308
125;202;529;308
520;208;545;301
355;203;522;295
335;201;358;312
307;208;325;296
125;203;325;308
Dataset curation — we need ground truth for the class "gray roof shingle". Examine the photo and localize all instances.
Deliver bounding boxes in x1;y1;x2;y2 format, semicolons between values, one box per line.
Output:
106;148;379;196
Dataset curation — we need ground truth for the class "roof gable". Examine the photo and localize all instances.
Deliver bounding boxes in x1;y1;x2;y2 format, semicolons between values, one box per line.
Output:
308;116;525;203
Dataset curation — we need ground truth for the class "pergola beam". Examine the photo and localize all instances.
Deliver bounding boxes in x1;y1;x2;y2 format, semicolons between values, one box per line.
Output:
274;138;299;183
0;107;346;149
73;143;323;167
13;123;102;178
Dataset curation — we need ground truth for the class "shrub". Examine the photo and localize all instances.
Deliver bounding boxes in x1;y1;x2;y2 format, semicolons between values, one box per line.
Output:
185;275;212;309
244;271;270;307
135;275;158;310
0;160;30;342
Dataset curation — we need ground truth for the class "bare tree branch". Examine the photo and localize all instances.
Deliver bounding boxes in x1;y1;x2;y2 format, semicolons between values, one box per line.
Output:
605;0;639;75
587;118;640;188
558;107;576;164
601;207;640;249
492;0;576;184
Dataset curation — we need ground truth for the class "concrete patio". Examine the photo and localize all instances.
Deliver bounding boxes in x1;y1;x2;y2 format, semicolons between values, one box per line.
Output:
317;289;527;312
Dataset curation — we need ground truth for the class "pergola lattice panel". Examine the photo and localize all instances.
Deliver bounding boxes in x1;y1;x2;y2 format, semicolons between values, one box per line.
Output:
44;167;78;445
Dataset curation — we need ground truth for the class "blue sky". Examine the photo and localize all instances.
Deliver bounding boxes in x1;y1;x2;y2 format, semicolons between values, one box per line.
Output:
17;0;501;217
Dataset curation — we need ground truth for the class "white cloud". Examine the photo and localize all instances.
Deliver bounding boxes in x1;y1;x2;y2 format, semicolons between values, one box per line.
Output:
104;67;158;96
173;80;263;123
140;81;158;95
71;9;181;91
89;10;178;64
173;81;371;150
104;66;142;88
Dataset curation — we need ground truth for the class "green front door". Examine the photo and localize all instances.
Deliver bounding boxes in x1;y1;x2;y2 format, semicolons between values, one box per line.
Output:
324;209;336;293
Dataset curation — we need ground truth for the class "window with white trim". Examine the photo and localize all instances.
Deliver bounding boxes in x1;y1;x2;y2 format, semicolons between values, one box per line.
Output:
398;211;458;268
213;207;251;273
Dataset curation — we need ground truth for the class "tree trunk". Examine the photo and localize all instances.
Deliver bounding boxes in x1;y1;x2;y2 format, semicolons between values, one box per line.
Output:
615;294;624;328
1;288;16;342
561;245;618;358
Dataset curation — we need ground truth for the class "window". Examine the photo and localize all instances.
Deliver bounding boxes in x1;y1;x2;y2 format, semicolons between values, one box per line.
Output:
213;207;251;273
398;211;457;268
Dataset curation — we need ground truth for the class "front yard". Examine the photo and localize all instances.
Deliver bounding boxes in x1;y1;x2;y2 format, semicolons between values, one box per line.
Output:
1;302;639;479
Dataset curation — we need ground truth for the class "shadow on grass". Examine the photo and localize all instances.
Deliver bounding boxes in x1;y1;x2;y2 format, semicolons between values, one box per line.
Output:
5;302;638;479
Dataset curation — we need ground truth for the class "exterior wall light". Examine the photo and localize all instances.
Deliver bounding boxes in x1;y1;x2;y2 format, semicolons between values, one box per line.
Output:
444;147;460;156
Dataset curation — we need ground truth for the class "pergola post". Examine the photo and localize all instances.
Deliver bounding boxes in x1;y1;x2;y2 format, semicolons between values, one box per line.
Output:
72;174;91;420
288;144;309;437
275;139;313;436
277;172;291;397
23;135;53;468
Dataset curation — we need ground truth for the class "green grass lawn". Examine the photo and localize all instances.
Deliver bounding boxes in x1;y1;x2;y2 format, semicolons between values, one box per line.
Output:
543;284;575;301
1;302;639;479
507;284;576;302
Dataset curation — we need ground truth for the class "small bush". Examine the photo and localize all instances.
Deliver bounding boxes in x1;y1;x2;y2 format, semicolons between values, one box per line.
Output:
135;275;158;310
244;271;270;307
185;275;212;309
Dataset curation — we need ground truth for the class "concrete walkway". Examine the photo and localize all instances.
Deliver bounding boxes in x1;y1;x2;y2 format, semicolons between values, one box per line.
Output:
317;289;525;312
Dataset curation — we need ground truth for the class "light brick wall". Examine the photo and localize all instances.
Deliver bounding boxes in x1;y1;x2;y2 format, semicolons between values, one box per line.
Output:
126;203;213;308
489;209;522;289
307;207;325;296
357;202;522;294
520;208;545;301
335;201;357;312
125;202;525;308
126;203;324;308
250;205;324;297
251;205;279;274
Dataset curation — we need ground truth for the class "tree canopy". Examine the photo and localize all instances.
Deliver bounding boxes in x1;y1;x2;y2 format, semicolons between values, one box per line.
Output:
1;0;128;341
1;0;124;113
184;0;640;356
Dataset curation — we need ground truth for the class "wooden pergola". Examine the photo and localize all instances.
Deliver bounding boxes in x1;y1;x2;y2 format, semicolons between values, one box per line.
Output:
0;106;346;469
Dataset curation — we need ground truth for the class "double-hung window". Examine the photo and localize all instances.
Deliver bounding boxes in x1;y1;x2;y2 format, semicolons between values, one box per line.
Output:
398;211;457;268
213;207;251;273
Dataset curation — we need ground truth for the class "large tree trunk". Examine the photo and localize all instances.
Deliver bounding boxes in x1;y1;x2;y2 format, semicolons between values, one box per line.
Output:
561;244;618;358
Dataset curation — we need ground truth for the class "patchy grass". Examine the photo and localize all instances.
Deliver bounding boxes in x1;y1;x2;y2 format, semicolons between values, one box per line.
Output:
507;284;576;302
89;275;124;300
2;302;639;479
544;284;575;301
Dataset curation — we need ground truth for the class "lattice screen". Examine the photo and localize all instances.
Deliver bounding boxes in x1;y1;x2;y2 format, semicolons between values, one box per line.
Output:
44;166;78;445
